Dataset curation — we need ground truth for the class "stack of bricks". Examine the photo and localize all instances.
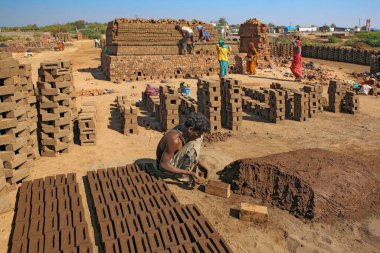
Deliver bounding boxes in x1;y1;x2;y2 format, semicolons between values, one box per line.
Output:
116;96;139;135
238;18;271;68
179;94;198;123
159;86;180;131
141;91;160;117
221;78;243;130
343;91;360;114
303;85;319;118
294;92;309;121
0;160;11;214
370;55;380;74
269;89;286;123
269;42;293;58
78;101;97;146
1;53;37;184
241;86;270;121
87;164;232;253
327;80;348;113
10;174;93;253
37;60;77;157
197;79;222;133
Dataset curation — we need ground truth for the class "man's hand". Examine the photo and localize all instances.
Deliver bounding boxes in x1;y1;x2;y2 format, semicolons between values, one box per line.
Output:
189;172;207;185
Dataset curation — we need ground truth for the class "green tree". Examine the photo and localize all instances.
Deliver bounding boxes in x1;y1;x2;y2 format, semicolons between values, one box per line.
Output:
72;20;86;29
218;17;228;26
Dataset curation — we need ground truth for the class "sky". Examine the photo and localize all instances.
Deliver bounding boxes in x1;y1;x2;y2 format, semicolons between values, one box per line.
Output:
1;0;379;28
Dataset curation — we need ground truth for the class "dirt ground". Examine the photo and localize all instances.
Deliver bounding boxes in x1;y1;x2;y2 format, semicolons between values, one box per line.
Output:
1;40;379;253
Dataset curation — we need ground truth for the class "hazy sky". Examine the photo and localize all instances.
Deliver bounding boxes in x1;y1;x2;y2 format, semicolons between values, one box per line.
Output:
1;0;379;28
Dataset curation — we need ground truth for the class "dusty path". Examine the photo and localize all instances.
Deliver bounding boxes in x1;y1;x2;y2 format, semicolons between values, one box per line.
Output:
1;41;379;253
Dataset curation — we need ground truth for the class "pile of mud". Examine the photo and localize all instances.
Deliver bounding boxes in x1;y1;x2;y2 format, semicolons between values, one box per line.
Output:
203;131;233;146
220;149;379;221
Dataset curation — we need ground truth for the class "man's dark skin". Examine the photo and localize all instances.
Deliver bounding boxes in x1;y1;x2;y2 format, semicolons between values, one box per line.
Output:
158;126;207;184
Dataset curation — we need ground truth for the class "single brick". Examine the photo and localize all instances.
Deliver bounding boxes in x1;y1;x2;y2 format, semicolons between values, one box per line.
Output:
30;201;44;219
44;231;60;252
138;212;155;233
58;197;71;213
209;236;233;253
10;239;28;253
173;205;193;223
197;218;218;238
158;225;177;248
146;230;165;252
12;221;29;241
162;208;180;225
150;209;168;228
28;218;44;238
28;235;44;253
120;201;136;217
75;223;91;245
126;215;143;235
109;202;124;221
104;239;120;253
59;211;73;230
172;223;191;245
118;236;135;253
133;233;151;253
44;213;59;233
99;220;116;243
60;228;75;250
95;204;111;223
55;174;66;186
185;221;207;242
113;218;130;238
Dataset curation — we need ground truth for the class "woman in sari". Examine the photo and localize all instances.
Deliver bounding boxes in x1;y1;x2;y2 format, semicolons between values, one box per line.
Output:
245;42;258;75
291;36;302;82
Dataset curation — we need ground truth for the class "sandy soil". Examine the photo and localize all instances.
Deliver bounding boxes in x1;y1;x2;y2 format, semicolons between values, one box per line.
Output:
1;40;379;253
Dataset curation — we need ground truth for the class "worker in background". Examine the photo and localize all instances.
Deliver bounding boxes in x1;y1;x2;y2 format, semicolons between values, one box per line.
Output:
196;25;211;42
156;112;210;184
175;25;195;55
245;42;258;75
291;36;303;82
216;40;232;78
57;40;63;51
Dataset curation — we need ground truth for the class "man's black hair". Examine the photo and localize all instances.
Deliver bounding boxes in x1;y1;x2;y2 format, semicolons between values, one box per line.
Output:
184;112;210;132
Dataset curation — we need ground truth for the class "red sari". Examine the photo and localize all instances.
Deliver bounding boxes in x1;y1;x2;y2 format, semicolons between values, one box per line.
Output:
291;40;302;78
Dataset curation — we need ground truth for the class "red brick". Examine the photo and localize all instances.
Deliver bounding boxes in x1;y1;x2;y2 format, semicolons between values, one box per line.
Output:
173;205;192;223
30;201;44;219
185;221;207;242
118;236;135;253
162;207;180;225
78;243;93;253
28;235;44;253
55;174;66;186
108;202;124;221
133;233;151;253
172;223;191;245
126;215;143;235
59;211;73;230
10;239;28;253
75;223;91;245
60;228;75;250
146;230;165;252
99;220;115;243
44;231;60;252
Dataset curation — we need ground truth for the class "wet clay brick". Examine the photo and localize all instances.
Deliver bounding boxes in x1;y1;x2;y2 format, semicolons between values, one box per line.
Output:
62;247;77;253
110;177;123;192
60;228;75;250
131;199;148;214
75;223;91;245
172;223;191;245
32;178;44;190
182;243;201;253
12;221;29;241
28;235;44;253
45;200;58;214
153;194;171;210
114;188;129;203
185;204;203;220
57;185;69;199
28;218;44;238
135;184;150;197
155;181;170;194
103;190;118;205
97;169;108;181
30;201;44;219
32;188;44;203
197;219;218;238
19;181;32;193
15;204;30;222
138;213;155;233
100;179;113;193
125;187;139;200
107;167;118;179
73;208;87;226
86;171;97;183
67;173;77;184
185;221;207;242
116;166;127;177
91;191;106;206
158;225;177;248
113;218;130;238
173;205;193;223
10;239;28;253
109;202;124;221
71;194;84;212
104;239;120;253
209;236;233;253
197;239;218;253
78;243;94;253
133;233;151;253
164;192;180;207
95;204;111;223
59;211;73;230
44;231;60;252
118;236;135;253
44;176;56;188
120;201;136;216
150;209;168;228
204;180;231;198
126;215;143;235
146;230;165;252
143;195;160;211
44;213;59;233
55;174;67;186
120;176;134;190
162;208;180;225
44;187;57;202
58;197;71;213
68;183;80;196
99;220;116;242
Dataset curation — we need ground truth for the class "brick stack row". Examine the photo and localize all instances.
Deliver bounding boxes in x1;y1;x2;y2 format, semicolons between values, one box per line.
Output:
370;55;380;74
269;89;286;123
294;92;309;122
269;42;293;58
241;86;270;121
116;96;139;135
238;18;271;68
221;78;243;130
37;60;77;157
327;80;348;113
197;79;222;132
343;91;360;114
10;174;93;253
0;53;35;184
303;85;319;118
179;94;197;123
87;164;232;253
0;160;11;214
78;101;97;146
159;86;180;131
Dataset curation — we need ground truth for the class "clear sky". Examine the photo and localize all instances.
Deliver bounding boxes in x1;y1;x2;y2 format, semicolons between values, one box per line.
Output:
1;0;379;28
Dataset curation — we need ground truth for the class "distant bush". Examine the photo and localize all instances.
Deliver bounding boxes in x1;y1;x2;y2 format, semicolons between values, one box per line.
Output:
327;36;342;43
80;29;102;39
354;31;380;47
0;35;15;41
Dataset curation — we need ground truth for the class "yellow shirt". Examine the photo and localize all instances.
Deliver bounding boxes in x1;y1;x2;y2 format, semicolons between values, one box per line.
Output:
216;45;231;61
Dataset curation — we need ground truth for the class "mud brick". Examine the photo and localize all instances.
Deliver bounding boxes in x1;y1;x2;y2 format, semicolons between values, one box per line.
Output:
126;215;143;235
43;211;59;231
209;236;233;253
132;198;148;214
114;188;129;203
68;183;79;196
146;230;165;252
58;197;71;213
164;191;180;207
239;202;268;223
99;220;116;243
109;202;124;221
55;174;67;186
145;183;161;196
100;178;113;192
104;239;120;253
173;205;193;223
73;224;89;246
157;226;176;249
31;187;44;203
89;181;102;197
138;212;155;233
103;189;117;204
150;209;168;228
162;207;180;225
0;67;19;79
120;201;136;217
113;218;130;238
60;210;74;230
95;204;111;223
185;204;203;220
97;169;108;181
118;236;136;253
60;228;75;250
28;235;44;253
143;195;160;211
15;202;31;222
44;231;60;252
133;233;151;253
197;239;218;253
30;201;44;219
71;194;84;212
152;194;171;210
155;181;170;193
44;187;57;202
67;173;76;184
10;239;28;253
135;183;150;197
0;102;16;114
107;167;118;179
40;61;61;69
57;184;69;199
173;222;192;244
12;221;29;241
19;180;32;193
86;170;97;183
116;165;128;177
44;176;56;188
205;180;231;198
62;248;77;253
78;243;94;253
196;218;219;238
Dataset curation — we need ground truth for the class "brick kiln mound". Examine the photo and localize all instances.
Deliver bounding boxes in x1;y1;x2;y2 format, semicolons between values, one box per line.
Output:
220;148;380;221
